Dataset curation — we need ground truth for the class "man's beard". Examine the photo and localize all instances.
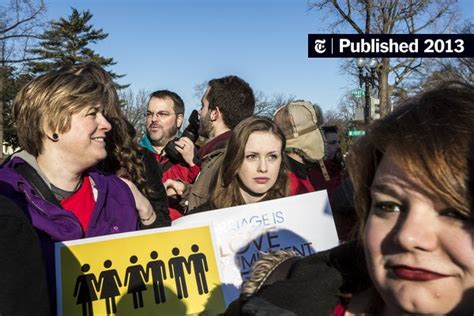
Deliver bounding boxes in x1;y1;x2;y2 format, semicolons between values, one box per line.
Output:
198;113;212;139
148;123;178;147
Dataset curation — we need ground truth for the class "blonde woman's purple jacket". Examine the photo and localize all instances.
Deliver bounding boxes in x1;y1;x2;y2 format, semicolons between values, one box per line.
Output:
0;155;139;311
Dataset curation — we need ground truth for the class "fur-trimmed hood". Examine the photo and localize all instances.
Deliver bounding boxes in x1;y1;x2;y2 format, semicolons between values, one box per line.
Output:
225;241;371;315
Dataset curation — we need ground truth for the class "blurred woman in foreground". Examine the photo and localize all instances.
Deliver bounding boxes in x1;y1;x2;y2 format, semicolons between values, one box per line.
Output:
225;82;474;315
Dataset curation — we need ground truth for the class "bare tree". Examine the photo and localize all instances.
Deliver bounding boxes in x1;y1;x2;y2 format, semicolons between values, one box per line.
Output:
1;0;46;157
0;0;45;64
325;91;359;140
254;91;295;117
324;91;367;154
308;0;460;117
415;60;473;93
413;21;473;92
119;89;149;137
325;93;356;128
193;81;208;101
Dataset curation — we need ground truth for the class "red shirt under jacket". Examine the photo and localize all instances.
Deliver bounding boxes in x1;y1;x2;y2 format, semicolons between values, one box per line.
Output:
60;176;95;233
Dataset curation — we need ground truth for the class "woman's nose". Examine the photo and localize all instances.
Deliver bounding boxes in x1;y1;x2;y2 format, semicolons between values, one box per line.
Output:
257;158;268;172
393;206;438;252
99;113;112;132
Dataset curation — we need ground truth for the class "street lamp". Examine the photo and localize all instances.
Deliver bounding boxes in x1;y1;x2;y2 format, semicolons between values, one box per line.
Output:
356;58;378;125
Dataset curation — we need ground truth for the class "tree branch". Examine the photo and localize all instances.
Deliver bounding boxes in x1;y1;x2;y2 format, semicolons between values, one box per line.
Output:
414;6;450;33
1;56;43;63
330;0;364;34
0;34;43;41
0;1;45;34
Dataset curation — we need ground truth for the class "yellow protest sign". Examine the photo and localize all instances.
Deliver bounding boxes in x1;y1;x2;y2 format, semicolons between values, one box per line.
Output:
56;226;225;315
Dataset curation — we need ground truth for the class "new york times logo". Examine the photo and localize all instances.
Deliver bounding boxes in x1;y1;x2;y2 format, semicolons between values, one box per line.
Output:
308;34;473;58
314;39;326;53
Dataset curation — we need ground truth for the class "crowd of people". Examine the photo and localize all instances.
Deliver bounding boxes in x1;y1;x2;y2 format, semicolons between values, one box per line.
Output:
0;62;473;315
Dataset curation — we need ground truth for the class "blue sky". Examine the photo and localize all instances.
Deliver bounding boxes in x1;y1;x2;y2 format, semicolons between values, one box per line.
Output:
44;0;473;114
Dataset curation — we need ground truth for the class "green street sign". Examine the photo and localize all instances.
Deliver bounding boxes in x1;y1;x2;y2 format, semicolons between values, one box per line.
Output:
348;130;366;137
351;88;365;98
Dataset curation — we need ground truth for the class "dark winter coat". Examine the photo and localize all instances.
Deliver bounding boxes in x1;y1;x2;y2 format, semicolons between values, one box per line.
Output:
140;149;171;227
0;194;51;315
187;131;231;211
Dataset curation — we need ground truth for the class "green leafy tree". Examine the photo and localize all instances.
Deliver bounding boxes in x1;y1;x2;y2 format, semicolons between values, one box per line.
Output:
28;7;126;87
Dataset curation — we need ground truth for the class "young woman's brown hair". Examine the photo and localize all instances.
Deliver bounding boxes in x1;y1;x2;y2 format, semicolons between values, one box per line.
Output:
210;116;289;209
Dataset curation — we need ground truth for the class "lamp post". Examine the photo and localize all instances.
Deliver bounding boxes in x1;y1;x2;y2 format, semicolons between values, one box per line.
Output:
356;58;378;125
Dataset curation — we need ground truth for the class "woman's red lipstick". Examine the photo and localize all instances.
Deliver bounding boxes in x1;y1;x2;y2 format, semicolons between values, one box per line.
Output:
391;265;448;281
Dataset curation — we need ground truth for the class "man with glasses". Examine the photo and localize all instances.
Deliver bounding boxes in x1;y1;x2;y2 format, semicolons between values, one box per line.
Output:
140;90;200;219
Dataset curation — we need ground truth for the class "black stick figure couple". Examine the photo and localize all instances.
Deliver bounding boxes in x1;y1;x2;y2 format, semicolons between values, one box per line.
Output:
73;260;121;316
73;253;165;315
123;250;169;309
168;244;209;300
122;244;209;307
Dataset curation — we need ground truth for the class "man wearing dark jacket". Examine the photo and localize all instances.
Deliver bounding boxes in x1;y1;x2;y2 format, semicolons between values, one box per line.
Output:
165;75;255;212
188;75;255;210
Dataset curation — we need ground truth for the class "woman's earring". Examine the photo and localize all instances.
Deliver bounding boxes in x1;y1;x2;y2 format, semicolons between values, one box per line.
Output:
48;133;59;142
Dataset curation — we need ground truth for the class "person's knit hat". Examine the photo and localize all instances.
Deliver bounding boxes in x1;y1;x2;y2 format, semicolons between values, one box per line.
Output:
273;100;325;162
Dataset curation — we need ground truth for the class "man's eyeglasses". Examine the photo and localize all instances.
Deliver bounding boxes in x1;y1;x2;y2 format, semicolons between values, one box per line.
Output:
146;111;181;119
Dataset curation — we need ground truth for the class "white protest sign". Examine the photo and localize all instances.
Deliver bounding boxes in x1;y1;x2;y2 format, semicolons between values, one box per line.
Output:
172;190;339;305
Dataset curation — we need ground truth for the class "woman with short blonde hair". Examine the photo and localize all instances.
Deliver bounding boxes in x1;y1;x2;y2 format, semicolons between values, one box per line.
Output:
0;64;152;311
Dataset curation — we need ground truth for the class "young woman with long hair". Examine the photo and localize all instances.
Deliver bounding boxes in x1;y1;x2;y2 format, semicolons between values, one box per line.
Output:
190;116;289;213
